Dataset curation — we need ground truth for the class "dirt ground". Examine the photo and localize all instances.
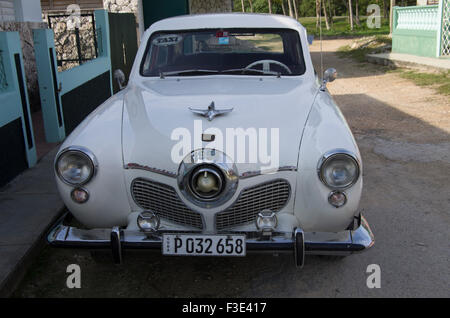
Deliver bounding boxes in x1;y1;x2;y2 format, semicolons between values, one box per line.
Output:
14;39;450;297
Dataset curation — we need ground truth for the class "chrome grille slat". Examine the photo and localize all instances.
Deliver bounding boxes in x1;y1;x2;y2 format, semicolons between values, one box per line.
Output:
131;178;203;229
215;179;291;230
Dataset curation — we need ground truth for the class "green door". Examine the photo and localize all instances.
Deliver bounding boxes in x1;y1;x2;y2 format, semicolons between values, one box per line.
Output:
142;0;189;29
109;12;138;93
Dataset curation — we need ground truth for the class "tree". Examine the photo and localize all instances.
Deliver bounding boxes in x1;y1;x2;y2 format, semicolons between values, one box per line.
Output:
316;0;320;29
281;0;287;15
241;0;245;12
288;0;294;18
390;0;395;34
348;0;354;30
292;0;298;20
328;0;334;27
268;0;272;13
249;0;254;12
323;0;330;30
383;0;389;19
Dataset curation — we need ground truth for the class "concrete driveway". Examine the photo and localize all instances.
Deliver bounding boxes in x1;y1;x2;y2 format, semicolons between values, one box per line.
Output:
14;39;450;298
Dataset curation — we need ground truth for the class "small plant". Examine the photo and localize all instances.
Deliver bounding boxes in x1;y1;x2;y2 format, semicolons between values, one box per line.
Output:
336;36;392;62
398;70;450;95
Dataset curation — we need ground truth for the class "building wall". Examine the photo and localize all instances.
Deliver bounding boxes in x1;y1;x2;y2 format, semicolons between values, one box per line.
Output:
1;0;46;111
103;0;137;13
103;0;232;15
13;0;43;22
41;0;103;12
0;0;15;22
189;0;232;13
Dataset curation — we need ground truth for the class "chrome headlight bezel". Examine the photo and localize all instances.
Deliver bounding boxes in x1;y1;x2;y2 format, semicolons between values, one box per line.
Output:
55;146;98;186
317;149;360;190
177;149;239;208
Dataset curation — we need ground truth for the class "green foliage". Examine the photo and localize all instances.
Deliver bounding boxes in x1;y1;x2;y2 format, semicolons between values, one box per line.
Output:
233;0;283;14
233;1;391;37
233;0;394;17
337;44;371;62
300;16;390;37
399;70;450;95
336;35;392;62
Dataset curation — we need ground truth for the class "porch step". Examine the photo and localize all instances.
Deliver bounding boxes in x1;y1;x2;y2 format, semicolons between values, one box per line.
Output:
366;52;450;72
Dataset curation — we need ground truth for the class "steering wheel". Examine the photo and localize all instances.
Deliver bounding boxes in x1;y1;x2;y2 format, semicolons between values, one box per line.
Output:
245;59;292;74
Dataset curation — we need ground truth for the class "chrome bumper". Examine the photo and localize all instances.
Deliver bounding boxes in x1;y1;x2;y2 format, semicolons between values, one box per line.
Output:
47;212;374;267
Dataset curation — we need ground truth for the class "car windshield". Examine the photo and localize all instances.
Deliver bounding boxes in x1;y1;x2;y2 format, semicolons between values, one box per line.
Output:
140;28;306;77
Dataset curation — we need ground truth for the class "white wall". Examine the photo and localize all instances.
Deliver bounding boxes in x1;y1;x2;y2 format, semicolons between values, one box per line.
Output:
0;0;15;22
13;0;42;22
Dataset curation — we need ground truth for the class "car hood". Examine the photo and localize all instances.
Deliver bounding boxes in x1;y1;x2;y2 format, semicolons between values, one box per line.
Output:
122;76;318;175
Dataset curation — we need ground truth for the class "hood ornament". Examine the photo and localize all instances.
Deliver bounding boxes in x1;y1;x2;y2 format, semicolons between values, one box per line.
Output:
189;101;233;121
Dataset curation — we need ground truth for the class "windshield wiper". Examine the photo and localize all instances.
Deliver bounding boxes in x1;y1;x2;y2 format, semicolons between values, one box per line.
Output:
159;68;280;78
160;69;219;78
220;68;280;77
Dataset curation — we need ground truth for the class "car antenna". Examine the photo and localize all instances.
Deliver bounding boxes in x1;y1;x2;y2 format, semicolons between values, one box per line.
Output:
319;0;324;84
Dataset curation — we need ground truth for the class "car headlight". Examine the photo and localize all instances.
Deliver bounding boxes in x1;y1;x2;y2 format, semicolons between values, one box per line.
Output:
318;150;360;189
55;146;97;185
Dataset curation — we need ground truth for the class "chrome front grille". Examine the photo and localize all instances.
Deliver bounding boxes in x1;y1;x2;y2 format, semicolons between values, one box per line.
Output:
131;178;203;229
215;179;291;230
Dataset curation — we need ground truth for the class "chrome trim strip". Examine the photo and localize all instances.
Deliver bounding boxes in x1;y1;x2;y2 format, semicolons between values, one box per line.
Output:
124;164;298;180
239;166;297;179
124;163;177;178
47;213;374;256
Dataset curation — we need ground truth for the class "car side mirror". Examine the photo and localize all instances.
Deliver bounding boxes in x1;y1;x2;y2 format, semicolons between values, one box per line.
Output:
324;68;337;83
114;69;126;90
320;68;337;91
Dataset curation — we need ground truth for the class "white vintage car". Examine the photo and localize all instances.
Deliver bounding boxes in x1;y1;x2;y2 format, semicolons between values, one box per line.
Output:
48;13;374;266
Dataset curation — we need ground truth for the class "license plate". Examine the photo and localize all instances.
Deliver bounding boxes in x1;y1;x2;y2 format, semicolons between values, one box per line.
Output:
162;234;246;256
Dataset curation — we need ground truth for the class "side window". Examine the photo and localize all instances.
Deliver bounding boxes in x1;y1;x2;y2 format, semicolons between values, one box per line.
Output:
183;35;193;55
156;46;168;66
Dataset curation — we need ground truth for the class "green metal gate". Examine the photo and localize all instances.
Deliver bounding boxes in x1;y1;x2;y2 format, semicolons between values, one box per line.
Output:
34;10;113;141
142;0;189;30
0;32;36;187
108;12;138;93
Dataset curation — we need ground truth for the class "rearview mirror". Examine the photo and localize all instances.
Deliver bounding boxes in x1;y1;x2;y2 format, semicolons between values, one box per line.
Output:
324;68;337;83
114;69;126;90
320;68;337;91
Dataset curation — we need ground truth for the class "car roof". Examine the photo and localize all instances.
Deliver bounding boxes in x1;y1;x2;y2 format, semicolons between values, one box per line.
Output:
147;13;306;33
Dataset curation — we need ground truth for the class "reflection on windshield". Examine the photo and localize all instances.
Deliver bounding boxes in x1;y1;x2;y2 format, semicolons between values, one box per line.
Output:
141;28;306;77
